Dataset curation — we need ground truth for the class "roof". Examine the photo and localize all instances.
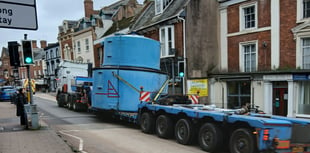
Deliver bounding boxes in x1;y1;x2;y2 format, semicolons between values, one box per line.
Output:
33;48;44;60
44;43;59;50
130;0;189;32
103;16;135;36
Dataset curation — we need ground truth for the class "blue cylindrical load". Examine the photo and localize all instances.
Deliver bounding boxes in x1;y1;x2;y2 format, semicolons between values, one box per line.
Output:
103;35;160;70
92;68;167;112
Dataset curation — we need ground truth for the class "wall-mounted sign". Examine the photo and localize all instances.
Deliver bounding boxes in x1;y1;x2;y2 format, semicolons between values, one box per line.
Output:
187;79;208;97
293;74;310;81
0;0;38;30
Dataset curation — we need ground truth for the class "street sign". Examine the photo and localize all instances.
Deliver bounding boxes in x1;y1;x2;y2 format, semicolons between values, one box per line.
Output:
0;0;38;30
0;0;35;5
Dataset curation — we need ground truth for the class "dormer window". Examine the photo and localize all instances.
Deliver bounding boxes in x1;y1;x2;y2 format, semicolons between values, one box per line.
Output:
155;0;173;15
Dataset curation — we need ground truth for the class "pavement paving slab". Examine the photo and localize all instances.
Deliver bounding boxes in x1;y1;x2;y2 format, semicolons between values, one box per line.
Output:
0;100;74;153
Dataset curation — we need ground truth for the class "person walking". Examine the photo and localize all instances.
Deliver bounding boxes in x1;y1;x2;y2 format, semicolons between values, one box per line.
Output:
16;88;28;127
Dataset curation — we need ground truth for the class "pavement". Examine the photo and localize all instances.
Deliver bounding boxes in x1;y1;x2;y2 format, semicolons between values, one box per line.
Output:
0;92;74;153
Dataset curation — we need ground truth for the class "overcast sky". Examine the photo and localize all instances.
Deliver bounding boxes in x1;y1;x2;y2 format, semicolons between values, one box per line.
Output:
0;0;144;50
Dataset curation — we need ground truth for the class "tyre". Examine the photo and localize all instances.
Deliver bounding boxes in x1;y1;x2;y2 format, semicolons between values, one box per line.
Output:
67;95;73;110
175;118;195;145
140;112;155;134
57;93;64;107
198;123;223;152
156;115;174;138
73;102;80;111
69;95;77;110
229;128;257;153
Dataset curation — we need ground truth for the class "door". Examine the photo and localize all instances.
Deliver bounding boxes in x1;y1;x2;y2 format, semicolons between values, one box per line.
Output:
272;82;288;116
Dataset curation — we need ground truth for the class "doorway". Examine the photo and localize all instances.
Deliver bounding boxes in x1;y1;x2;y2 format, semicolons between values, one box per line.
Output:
272;82;288;116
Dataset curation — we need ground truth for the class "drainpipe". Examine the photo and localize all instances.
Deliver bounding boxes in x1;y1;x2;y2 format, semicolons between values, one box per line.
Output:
178;15;186;95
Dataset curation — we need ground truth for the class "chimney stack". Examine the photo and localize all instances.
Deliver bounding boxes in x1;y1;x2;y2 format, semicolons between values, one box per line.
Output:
84;0;94;18
31;40;37;48
40;40;47;48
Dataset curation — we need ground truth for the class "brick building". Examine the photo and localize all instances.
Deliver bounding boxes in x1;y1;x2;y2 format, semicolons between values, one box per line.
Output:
209;0;310;118
130;0;189;94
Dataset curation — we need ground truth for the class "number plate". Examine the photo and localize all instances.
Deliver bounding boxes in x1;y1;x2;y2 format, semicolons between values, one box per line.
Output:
292;146;304;153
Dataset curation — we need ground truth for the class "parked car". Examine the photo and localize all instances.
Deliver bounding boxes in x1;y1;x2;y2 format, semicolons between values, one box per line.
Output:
0;86;16;101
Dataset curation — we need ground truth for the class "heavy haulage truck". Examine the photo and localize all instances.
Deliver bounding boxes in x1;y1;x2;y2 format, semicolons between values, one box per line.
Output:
57;34;310;153
56;60;92;111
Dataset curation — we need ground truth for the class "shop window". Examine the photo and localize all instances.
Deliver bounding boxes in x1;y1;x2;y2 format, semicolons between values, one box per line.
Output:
298;81;310;115
227;81;251;109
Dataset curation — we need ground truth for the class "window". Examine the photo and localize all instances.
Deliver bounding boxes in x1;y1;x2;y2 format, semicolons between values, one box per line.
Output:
240;2;257;30
155;0;173;14
298;81;310;115
304;0;310;18
227;81;251;109
240;42;257;72
302;38;310;69
56;48;59;57
50;50;54;59
160;26;175;58
77;41;81;53
85;39;89;51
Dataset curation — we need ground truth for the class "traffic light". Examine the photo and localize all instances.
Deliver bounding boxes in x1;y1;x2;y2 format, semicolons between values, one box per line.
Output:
22;40;34;65
8;41;20;67
178;61;185;77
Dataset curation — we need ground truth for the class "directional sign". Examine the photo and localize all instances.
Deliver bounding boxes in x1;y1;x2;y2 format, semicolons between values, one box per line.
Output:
0;0;38;30
0;0;35;5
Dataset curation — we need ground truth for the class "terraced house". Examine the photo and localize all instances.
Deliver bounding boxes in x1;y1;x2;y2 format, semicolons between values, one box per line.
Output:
208;0;310;118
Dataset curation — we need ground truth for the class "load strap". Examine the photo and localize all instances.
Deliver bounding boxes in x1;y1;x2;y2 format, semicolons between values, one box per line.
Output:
112;72;140;93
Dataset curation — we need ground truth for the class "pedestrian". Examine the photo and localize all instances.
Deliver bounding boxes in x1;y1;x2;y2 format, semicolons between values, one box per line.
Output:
16;88;28;127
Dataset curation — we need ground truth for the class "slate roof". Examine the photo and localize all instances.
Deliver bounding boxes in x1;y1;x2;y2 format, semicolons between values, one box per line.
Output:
130;0;189;32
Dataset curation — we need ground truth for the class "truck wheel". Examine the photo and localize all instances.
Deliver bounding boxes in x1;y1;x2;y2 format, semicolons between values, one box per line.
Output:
67;95;73;110
57;93;64;107
70;95;77;110
175;118;195;145
156;115;174;138
140;112;155;134
57;100;63;107
198;123;223;152
229;128;256;153
73;103;79;112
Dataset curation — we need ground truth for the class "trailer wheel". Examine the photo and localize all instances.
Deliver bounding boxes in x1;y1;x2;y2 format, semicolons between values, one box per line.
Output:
156;115;174;138
229;128;256;153
198;123;223;152
140;112;155;134
175;118;195;145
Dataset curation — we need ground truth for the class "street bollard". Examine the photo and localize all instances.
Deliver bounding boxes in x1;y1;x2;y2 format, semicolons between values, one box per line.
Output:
24;104;39;130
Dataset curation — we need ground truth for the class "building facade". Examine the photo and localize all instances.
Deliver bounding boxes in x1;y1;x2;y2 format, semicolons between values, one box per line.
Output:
131;0;189;94
209;0;310;118
44;43;60;92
